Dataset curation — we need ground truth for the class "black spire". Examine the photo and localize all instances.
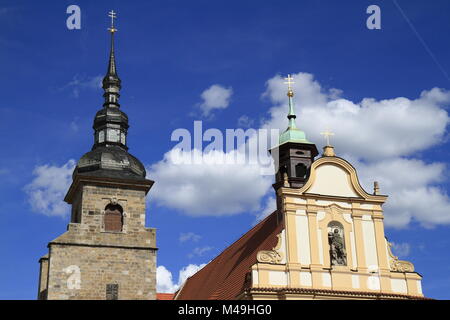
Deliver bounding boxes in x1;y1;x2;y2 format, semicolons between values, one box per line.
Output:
92;12;129;151
106;30;118;75
73;11;147;180
102;30;122;108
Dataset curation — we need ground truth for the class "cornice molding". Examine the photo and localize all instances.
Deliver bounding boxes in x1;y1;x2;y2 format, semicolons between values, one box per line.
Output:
64;174;154;204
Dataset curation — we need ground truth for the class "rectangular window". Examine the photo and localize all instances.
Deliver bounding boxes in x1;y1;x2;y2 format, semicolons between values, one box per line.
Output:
99;131;105;143
106;284;119;300
107;129;119;142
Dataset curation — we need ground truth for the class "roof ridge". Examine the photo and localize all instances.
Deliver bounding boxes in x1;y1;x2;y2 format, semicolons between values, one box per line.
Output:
184;210;277;280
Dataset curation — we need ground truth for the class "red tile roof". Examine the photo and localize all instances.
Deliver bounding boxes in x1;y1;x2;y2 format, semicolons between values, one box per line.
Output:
156;293;175;300
176;210;283;300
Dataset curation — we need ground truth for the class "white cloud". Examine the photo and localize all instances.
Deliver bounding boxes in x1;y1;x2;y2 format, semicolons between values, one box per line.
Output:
198;84;233;116
179;263;206;285
188;246;214;258
254;196;276;224
262;73;449;161
157;264;206;293
156;266;178;293
179;232;201;243
62;74;103;98
237;115;255;128
147;71;450;228
70;121;78;132
70;117;80;132
391;242;411;258
147;149;273;216
354;158;450;228
261;72;450;228
24;160;75;217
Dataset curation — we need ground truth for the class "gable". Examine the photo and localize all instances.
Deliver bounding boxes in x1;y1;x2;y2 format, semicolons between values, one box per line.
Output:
306;163;359;198
299;156;387;203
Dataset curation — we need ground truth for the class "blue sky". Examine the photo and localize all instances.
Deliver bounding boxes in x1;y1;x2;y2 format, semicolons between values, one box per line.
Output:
1;0;450;299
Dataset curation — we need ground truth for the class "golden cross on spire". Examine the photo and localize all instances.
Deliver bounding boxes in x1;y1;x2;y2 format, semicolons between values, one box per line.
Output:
320;129;335;146
284;74;295;97
108;10;118;33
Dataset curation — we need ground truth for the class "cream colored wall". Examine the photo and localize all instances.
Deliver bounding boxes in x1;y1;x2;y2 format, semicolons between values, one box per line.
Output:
251;156;424;299
268;271;288;286
279;229;287;264
295;211;311;265
307;164;359;198
361;216;379;268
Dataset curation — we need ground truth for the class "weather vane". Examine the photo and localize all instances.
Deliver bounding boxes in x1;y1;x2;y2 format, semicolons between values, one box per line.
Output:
108;10;118;33
320;129;335;146
284;74;295;97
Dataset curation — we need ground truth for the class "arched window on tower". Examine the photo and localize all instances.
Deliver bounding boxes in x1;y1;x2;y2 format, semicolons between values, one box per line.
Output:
295;163;307;179
104;204;123;232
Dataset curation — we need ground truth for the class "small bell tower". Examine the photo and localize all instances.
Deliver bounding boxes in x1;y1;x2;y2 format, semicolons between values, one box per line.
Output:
270;74;318;190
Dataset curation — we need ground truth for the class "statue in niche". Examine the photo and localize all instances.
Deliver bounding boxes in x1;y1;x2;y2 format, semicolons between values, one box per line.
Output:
328;226;347;266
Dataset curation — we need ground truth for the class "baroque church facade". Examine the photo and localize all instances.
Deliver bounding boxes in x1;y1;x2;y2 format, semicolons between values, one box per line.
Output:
37;16;157;300
175;79;425;300
38;13;424;300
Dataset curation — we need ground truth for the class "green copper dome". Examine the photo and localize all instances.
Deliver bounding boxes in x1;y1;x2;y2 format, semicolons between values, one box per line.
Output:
279;127;311;145
278;88;313;146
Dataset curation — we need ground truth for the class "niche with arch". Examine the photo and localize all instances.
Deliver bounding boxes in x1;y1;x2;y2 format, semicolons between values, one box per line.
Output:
327;221;347;266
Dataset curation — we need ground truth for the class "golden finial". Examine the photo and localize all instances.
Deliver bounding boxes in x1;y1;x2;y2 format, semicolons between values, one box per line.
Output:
284;74;295;97
321;129;336;157
108;10;118;33
373;181;380;195
320;129;335;146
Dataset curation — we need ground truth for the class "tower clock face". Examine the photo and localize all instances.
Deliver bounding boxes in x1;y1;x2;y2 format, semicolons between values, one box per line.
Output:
107;129;120;142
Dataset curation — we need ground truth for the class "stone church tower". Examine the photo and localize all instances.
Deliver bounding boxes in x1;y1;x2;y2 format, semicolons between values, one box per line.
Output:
37;13;157;300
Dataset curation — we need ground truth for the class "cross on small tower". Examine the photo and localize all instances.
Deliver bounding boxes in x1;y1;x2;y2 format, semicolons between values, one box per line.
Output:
284;74;295;96
320;129;335;146
108;10;118;33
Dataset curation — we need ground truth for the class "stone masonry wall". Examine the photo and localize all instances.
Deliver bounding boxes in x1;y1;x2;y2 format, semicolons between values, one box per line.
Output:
43;183;157;300
38;256;49;300
47;244;156;300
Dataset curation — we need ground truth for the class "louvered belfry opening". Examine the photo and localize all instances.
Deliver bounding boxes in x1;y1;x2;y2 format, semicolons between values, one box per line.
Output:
104;204;123;232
